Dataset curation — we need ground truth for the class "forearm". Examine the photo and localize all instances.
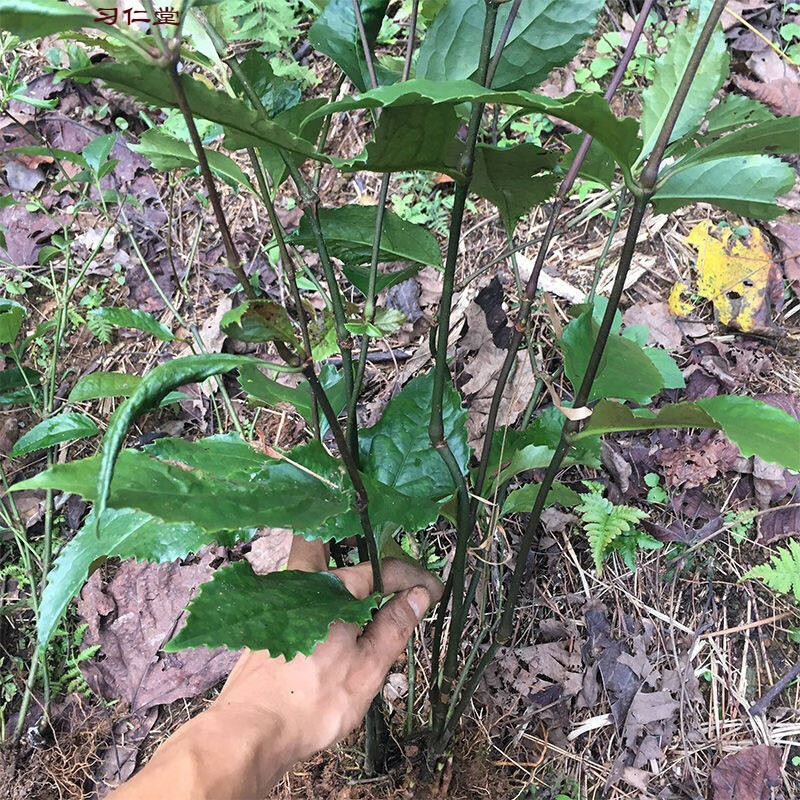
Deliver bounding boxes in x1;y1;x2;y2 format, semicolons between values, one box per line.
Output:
108;703;296;800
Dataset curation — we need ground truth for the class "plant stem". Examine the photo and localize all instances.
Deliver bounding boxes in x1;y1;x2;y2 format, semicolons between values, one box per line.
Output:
436;0;727;749
402;0;420;82
429;0;500;744
471;0;655;512
166;62;255;298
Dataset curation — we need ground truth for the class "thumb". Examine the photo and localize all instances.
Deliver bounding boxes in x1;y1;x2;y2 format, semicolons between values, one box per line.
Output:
356;587;431;688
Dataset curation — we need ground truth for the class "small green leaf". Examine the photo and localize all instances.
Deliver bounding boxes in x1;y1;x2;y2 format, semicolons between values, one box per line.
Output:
221;300;298;346
696;395;800;470
643;347;685;390
416;0;605;92
502;482;581;515
86;307;176;342
743;539;800;602
129;129;256;193
0;299;25;344
342;263;421;295
560;310;665;404
308;0;392;92
11;412;99;457
292;205;442;268
0;365;40;406
652;155;795;220
82;133;117;173
38;508;243;653
165;562;380;657
639;5;729;157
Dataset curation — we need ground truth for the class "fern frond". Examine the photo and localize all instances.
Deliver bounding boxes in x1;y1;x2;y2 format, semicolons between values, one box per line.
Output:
86;311;112;343
575;482;647;575
744;539;800;602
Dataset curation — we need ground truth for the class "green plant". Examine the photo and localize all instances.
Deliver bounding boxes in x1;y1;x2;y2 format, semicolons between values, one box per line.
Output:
644;471;669;504
744;540;800;602
575;481;656;574
724;509;756;544
3;0;800;775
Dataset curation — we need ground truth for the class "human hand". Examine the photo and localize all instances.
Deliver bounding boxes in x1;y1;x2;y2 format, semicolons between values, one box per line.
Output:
211;536;444;768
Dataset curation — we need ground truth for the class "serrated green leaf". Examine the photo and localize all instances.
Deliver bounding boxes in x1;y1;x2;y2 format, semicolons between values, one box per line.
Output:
469;142;559;232
0;0;99;40
308;0;392;92
292;205;442;268
673;116;800;171
639;5;729;157
696;395;800;470
502;481;581;515
165;562;379;656
342;263;421;295
11;413;98;457
86;306;176;342
12;436;351;532
0;299;25;344
560;310;665;404
359;371;469;500
220;300;298;346
0;365;40;406
74;62;318;159
37;508;244;653
704;94;775;136
652;155;795;220
128;129;255;193
416;0;604;92
313;80;641;178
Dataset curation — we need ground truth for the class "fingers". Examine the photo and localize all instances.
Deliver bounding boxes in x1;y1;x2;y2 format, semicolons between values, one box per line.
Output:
354;587;431;688
336;558;444;602
288;535;328;572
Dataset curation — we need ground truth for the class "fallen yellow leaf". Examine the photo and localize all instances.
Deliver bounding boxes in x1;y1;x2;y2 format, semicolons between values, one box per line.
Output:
686;221;777;332
668;281;695;318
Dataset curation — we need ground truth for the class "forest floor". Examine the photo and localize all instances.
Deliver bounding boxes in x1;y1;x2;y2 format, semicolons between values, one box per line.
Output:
1;2;800;799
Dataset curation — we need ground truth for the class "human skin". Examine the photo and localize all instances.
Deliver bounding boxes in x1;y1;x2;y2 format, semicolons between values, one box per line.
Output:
108;537;443;800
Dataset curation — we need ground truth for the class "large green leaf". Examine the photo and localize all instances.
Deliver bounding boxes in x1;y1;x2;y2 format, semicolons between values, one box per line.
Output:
308;0;392;92
0;0;99;40
470;142;559;232
0;365;40;406
75;62;318;158
68;371;186;406
291;205;442;268
128;129;255;193
574;399;717;439
12;436;352;532
502;481;581;515
416;0;604;91
639;4;729;157
560;310;665;404
342;264;422;295
37;508;242;653
333;105;462;175
313;80;641;178
669;116;800;172
220;300;299;346
359;371;469;500
166;562;379;657
652;155;795;220
696;395;800;471
0;299;25;344
11;413;99;457
86;306;176;342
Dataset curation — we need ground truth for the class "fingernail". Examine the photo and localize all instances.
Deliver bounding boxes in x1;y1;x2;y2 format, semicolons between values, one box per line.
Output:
407;587;431;620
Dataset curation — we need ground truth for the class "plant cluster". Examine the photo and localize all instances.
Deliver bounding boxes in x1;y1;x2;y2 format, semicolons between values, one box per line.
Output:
1;0;799;769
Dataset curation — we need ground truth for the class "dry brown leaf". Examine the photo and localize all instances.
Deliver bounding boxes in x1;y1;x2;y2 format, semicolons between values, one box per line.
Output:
657;432;740;488
244;528;293;574
768;216;800;294
734;49;800;116
687;221;780;332
711;745;782;800
622;301;682;349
